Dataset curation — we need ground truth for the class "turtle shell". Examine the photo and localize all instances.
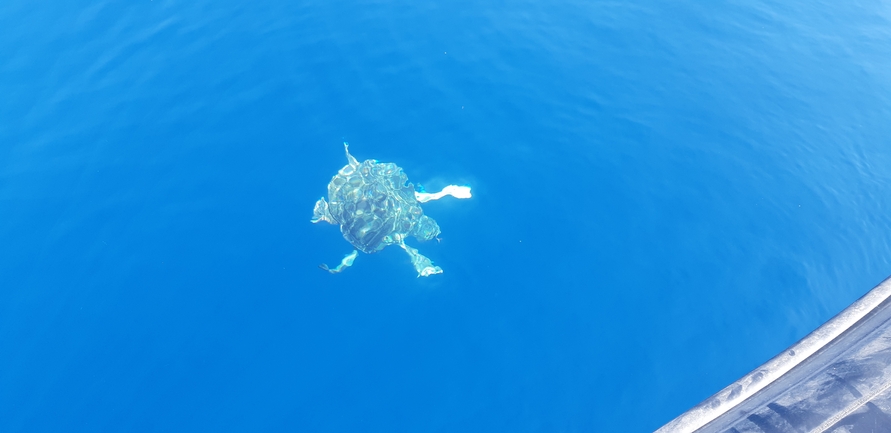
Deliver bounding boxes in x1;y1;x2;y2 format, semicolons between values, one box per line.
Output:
326;158;440;254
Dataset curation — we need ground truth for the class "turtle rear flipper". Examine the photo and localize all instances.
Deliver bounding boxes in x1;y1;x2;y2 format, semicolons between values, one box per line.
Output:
311;197;335;224
320;250;358;274
344;142;360;168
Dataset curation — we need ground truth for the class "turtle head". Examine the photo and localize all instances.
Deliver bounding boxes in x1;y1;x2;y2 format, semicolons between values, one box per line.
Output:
412;215;441;242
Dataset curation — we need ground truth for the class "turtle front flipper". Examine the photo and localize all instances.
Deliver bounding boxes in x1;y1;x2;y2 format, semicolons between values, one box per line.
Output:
320;250;358;274
414;185;472;203
398;241;443;277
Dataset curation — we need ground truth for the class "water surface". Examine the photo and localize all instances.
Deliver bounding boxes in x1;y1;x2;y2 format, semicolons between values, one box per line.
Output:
1;0;889;431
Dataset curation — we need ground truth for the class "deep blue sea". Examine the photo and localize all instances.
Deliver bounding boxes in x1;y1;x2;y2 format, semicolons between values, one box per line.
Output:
1;1;889;431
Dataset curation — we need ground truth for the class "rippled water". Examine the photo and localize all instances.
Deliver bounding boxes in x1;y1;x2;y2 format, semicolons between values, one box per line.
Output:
1;0;889;431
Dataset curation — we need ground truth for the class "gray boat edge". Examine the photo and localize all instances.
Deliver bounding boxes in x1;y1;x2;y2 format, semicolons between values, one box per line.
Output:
656;275;891;432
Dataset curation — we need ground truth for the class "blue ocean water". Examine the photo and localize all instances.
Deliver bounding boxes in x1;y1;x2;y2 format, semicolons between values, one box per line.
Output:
1;0;889;431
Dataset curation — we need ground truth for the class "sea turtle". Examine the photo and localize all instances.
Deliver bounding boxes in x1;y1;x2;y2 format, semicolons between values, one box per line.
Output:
311;142;471;277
